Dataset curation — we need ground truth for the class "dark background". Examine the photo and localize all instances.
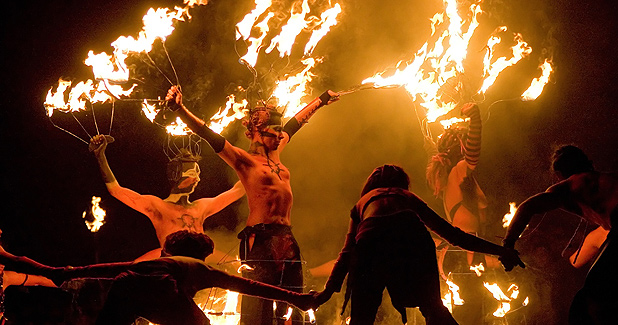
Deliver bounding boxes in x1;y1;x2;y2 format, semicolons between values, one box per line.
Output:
1;0;617;323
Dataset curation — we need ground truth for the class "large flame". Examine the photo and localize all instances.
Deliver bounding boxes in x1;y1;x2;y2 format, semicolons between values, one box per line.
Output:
45;2;206;117
502;202;517;228
82;196;106;232
362;0;545;126
521;59;553;101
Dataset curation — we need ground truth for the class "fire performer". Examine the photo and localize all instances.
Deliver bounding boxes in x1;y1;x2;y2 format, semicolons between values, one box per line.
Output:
0;230;319;325
425;103;488;268
90;134;245;261
503;145;618;324
314;164;524;325
166;85;339;324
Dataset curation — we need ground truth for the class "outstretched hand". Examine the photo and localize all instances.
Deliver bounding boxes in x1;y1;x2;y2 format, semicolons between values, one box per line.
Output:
499;247;525;272
165;85;183;111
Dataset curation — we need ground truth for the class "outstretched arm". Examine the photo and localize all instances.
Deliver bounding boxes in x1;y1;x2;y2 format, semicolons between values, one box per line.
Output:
207;268;316;311
461;103;481;169
407;195;524;270
1;245;133;285
503;186;572;249
198;180;246;219
282;90;339;140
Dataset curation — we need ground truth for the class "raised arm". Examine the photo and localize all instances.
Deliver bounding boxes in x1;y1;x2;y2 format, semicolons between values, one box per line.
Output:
282;90;339;140
461;103;481;169
198;180;246;218
90;135;158;218
165;86;248;170
503;185;573;249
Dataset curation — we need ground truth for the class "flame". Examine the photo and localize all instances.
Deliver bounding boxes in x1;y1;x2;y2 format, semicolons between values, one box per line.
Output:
207;95;249;134
442;278;464;312
273;58;320;117
502;202;517;228
214;0;340;131
282;306;294;321
521;59;553;101
265;0;312;57
304;4;342;55
141;100;158;122
362;0;544;124
165;117;193;136
201;290;241;325
307;309;316;323
362;0;483;123
239;12;275;67
45;2;206;117
478;30;532;94
469;263;485;276
439;117;467;129
483;283;527;318
82;196;106;232
236;0;272;40
237;263;255;273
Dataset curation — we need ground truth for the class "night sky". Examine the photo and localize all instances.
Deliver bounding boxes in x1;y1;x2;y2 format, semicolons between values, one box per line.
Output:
1;0;617;323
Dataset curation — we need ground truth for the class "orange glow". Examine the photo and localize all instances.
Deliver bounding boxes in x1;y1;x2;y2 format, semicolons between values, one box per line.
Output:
82;196;106;232
502;202;517;228
469;263;485;276
521;59;553;101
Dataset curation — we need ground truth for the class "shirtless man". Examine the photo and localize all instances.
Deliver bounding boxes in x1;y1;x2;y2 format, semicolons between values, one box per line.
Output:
166;86;339;324
503;145;618;324
90;134;245;261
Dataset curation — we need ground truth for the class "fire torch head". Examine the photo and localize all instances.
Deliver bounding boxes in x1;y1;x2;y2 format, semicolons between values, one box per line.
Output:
162;230;214;260
167;149;202;193
551;145;593;180
361;164;410;196
243;104;282;139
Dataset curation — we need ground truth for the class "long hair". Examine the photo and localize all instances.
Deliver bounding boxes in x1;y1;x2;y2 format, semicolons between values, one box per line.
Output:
426;127;466;196
552;145;593;179
361;164;410;196
162;230;214;260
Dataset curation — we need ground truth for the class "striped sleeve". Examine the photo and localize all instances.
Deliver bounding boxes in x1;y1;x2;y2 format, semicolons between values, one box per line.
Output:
463;105;481;167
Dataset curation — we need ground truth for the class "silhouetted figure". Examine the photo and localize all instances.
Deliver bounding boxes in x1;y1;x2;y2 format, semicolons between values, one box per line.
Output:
0;231;318;325
315;165;524;325
503;145;618;324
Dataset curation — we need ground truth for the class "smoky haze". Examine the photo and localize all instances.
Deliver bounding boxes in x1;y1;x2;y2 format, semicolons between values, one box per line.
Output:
2;0;617;324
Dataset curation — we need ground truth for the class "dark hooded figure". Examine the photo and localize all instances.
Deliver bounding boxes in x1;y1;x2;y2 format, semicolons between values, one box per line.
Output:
314;164;524;325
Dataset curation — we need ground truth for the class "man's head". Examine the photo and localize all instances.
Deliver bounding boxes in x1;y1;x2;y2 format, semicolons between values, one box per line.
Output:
243;105;283;146
162;230;214;260
361;164;410;196
167;150;201;193
552;145;593;180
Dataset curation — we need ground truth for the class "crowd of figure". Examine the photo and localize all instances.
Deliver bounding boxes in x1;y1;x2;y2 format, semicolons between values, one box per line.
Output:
1;87;617;325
